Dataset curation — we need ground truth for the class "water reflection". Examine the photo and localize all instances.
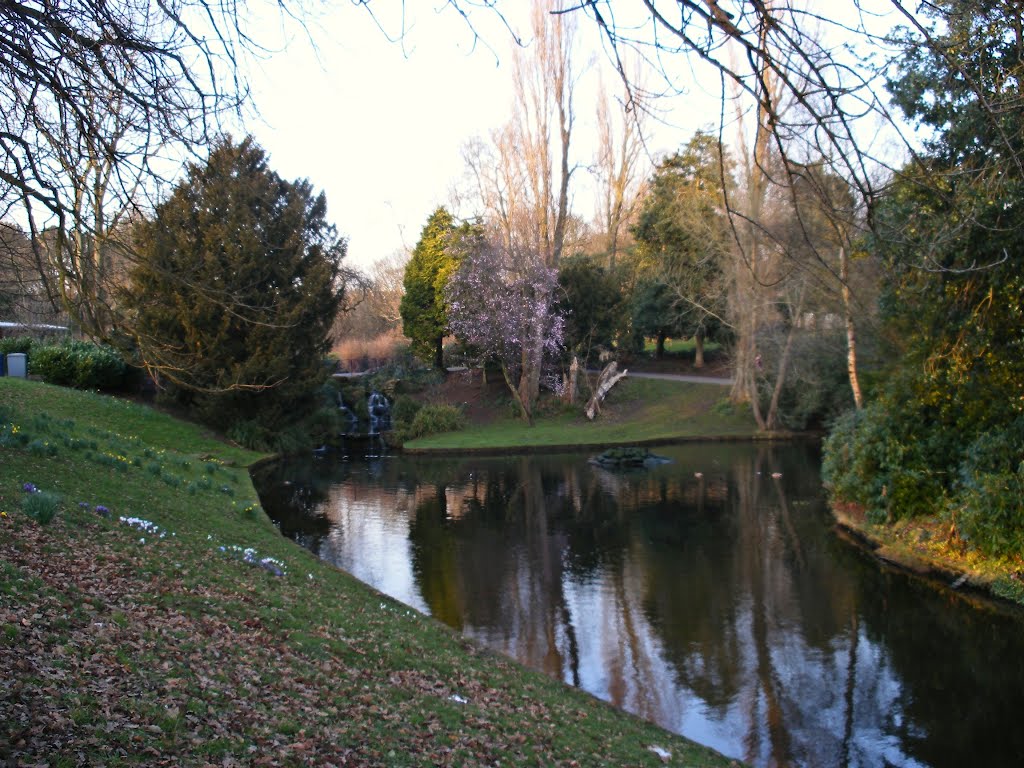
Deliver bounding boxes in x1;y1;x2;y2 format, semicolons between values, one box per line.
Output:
253;444;1024;768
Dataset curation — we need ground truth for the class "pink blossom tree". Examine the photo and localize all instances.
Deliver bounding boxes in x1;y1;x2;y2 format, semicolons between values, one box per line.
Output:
446;236;564;424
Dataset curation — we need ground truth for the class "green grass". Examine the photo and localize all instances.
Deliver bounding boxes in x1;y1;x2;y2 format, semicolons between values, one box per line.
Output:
0;378;738;767
406;377;759;451
642;337;722;355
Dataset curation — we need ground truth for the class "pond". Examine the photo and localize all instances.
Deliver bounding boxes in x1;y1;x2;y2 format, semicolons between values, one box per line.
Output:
252;442;1024;768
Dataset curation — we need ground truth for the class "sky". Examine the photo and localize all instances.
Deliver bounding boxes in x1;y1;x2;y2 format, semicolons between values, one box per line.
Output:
242;2;903;274
244;3;711;273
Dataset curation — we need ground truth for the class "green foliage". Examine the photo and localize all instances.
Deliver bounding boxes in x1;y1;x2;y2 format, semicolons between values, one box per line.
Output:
822;402;951;523
400;207;470;370
21;489;61;525
29;341;128;391
628;279;685;354
404;404;465;440
958;463;1024;556
0;336;35;355
556;255;622;358
125;136;345;434
390;394;422;428
956;423;1024;556
991;574;1024;604
629;130;730;349
825;2;1024;554
765;332;854;430
226;420;311;455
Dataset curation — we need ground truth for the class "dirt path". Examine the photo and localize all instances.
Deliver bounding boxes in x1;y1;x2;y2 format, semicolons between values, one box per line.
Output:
624;370;734;386
589;370;733;387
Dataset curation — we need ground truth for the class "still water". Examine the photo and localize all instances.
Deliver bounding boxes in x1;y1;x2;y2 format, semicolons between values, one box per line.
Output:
252;442;1024;768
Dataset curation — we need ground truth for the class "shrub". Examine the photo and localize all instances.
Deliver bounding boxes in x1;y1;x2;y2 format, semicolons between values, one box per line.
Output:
390;395;422;429
227;420;311;455
303;404;347;448
405;403;465;440
759;331;854;430
956;423;1024;556
958;463;1024;556
273;425;313;455
0;336;35;355
29;341;127;391
21;489;61;525
227;420;275;452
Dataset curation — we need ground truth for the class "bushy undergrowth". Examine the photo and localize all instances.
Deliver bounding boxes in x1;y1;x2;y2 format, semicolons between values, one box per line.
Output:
0;335;35;355
390;394;422;427
227;420;311;455
29;340;129;391
757;330;855;430
824;405;1024;556
401;403;465;441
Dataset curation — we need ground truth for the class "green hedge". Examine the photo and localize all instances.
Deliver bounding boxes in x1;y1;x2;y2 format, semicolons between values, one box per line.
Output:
29;340;129;391
0;335;36;355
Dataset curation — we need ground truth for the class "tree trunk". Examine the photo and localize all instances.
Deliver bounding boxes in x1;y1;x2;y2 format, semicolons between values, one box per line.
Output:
503;363;533;424
586;361;628;420
694;327;705;368
656;333;666;359
839;247;864;409
764;289;805;430
434;336;445;374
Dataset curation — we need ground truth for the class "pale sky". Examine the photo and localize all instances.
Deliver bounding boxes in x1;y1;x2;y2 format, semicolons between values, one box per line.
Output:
243;2;902;274
245;3;710;272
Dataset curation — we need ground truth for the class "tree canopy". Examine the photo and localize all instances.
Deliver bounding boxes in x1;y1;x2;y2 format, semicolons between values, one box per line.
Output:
123;136;347;433
400;207;467;371
446;235;564;424
630;131;731;362
824;0;1024;554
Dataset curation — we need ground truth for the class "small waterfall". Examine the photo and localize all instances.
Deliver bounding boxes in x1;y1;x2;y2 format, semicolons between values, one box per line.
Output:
367;391;392;435
336;393;360;435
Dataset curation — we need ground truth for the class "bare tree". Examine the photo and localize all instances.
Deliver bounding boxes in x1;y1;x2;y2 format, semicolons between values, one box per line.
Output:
333;251;408;342
593;66;649;268
0;1;350;338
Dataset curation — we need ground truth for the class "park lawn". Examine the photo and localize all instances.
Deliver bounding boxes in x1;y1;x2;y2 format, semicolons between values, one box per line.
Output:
0;377;737;767
641;337;722;356
406;377;760;452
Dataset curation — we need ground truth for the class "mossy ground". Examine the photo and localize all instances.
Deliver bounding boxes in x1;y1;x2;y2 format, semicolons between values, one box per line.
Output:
832;502;1024;607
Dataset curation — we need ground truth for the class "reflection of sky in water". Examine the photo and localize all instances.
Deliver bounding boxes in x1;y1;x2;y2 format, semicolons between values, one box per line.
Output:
315;485;430;615
261;448;1024;768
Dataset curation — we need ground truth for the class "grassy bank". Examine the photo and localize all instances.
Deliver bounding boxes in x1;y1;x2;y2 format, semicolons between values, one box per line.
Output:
832;503;1024;607
406;377;760;452
0;378;736;767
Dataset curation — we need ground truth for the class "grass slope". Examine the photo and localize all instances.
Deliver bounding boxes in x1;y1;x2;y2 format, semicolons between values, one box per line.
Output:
0;378;737;767
406;377;759;452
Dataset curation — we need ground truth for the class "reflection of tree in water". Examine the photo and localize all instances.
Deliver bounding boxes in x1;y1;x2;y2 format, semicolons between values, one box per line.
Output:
249;458;344;554
637;445;915;767
410;457;619;683
850;564;1024;767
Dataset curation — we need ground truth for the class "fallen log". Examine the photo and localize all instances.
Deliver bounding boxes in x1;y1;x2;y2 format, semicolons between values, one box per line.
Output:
585;361;628;420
